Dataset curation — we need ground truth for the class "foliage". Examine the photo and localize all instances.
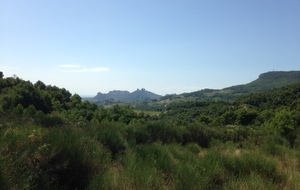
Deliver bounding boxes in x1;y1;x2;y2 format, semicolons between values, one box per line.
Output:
266;109;297;148
1;76;300;189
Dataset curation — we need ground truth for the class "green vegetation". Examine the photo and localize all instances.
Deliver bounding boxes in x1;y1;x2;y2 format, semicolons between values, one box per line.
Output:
1;75;300;189
163;71;300;101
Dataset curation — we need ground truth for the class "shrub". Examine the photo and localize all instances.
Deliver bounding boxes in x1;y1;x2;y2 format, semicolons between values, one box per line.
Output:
35;111;65;127
36;127;111;190
184;125;214;147
95;125;127;159
0;125;111;190
131;125;151;145
223;152;285;184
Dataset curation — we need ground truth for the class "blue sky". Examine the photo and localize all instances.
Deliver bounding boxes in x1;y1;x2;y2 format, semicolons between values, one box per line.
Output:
1;0;299;96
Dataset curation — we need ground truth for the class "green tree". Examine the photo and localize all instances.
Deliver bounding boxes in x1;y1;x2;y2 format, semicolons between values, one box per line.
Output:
221;111;237;125
236;108;258;126
107;105;138;124
93;108;108;123
267;110;297;148
71;94;82;106
34;80;46;90
12;104;24;115
24;105;37;116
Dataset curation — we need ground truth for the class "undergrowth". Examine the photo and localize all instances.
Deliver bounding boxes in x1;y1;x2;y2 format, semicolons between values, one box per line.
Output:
0;120;299;189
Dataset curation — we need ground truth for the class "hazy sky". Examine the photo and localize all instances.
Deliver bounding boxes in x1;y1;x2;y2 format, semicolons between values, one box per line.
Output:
1;1;299;96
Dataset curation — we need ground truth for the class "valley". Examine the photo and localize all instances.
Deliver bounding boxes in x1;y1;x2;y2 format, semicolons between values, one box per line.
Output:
0;70;300;189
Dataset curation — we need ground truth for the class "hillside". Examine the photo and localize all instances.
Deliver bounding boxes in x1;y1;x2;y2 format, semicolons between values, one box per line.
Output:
90;88;162;103
134;70;300;110
225;70;300;93
162;83;300;125
173;71;300;101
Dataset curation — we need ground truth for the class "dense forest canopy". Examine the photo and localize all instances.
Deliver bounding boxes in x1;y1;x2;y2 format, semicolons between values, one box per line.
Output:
1;74;300;189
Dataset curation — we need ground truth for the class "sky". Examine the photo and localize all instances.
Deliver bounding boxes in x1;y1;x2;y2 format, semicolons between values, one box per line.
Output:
0;0;299;96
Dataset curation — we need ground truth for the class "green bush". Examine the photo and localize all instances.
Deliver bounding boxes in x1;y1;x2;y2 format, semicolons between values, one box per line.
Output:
95;124;127;159
129;124;151;145
134;143;175;174
223;152;285;184
262;143;285;156
147;122;189;144
35;111;65;127
0;125;111;190
184;125;214;147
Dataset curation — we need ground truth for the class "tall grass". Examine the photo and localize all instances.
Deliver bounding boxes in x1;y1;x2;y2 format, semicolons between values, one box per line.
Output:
1;119;299;189
0;123;111;190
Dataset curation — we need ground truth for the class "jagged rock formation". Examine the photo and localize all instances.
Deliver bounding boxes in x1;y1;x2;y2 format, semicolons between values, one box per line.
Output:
91;88;162;103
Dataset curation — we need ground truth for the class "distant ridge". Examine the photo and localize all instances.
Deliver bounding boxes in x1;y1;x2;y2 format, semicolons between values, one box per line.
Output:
90;88;162;103
88;71;300;103
171;70;300;100
226;71;300;93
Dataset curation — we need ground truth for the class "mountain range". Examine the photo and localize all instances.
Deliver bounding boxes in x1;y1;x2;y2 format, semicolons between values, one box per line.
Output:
90;88;162;103
87;71;300;104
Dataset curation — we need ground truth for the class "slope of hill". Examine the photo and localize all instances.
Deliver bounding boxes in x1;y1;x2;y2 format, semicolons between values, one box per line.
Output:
90;88;162;103
179;71;300;100
225;71;300;93
143;70;300;110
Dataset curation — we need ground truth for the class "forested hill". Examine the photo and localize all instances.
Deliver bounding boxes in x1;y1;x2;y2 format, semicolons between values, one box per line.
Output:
162;83;300;126
225;71;300;94
177;70;300;100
